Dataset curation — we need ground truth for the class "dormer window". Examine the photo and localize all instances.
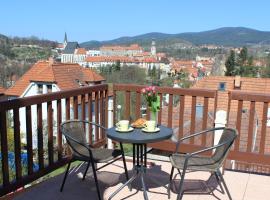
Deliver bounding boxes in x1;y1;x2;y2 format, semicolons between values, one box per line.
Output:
218;82;226;91
47;85;52;93
37;84;43;94
234;75;241;89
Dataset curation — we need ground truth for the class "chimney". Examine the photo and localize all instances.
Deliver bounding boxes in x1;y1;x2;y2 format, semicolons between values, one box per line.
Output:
48;57;54;65
234;75;241;89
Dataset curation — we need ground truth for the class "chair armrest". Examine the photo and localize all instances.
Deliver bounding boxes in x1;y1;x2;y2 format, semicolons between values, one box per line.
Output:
175;127;225;152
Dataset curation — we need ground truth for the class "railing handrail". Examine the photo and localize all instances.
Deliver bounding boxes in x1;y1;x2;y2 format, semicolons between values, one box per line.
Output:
113;83;217;98
229;90;270;102
0;84;108;111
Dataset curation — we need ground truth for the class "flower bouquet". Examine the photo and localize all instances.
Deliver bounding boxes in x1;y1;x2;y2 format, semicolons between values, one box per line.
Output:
141;86;160;122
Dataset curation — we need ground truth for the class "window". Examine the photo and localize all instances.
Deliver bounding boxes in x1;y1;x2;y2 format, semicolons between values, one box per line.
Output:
37;84;43;94
218;82;226;91
47;85;52;93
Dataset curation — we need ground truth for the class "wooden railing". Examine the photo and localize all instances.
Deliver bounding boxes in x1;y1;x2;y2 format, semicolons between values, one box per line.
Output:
228;91;270;168
0;84;108;196
113;84;218;153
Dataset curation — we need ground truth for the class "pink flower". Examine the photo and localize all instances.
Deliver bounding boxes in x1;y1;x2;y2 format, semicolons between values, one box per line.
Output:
146;87;150;91
153;90;156;94
141;88;146;93
152;86;156;91
148;93;151;96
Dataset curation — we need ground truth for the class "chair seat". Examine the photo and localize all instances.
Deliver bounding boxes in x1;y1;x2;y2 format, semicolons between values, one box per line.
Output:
73;147;122;163
170;153;220;172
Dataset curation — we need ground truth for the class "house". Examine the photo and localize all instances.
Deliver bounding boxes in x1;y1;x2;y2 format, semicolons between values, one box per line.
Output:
100;44;143;56
61;42;80;63
84;55;160;71
5;59;105;148
193;76;270;157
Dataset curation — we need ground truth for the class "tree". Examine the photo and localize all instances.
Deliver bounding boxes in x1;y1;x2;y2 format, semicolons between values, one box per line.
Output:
225;50;236;76
238;46;248;66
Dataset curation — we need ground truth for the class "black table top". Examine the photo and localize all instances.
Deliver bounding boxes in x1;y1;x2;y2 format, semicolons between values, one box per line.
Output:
106;125;173;144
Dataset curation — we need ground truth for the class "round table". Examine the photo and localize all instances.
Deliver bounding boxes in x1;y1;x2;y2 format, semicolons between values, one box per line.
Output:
106;125;173;200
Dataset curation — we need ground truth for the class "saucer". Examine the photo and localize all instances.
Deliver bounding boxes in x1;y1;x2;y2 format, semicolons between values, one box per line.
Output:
115;127;134;132
142;127;160;133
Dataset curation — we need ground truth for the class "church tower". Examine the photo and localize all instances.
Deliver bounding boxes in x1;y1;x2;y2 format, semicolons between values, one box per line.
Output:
151;39;156;56
63;32;68;49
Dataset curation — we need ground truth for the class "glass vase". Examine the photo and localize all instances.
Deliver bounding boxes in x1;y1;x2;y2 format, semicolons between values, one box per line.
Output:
150;110;158;125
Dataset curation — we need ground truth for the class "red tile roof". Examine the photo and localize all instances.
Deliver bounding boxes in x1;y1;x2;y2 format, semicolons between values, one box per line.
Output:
0;86;5;94
5;60;105;97
100;44;142;51
75;48;87;55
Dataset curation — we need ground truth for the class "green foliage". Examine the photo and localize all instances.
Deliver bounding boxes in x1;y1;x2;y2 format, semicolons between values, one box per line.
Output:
237;46;248;66
101;65;147;84
225;50;236;76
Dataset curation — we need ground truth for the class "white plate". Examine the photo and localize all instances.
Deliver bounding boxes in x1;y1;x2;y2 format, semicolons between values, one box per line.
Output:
142;127;160;133
115;127;134;132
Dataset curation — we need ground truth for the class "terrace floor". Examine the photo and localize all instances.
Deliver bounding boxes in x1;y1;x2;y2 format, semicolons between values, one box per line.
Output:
13;156;270;200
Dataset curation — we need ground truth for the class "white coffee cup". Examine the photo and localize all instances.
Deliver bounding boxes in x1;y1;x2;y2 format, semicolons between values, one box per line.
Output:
144;120;156;132
116;120;129;131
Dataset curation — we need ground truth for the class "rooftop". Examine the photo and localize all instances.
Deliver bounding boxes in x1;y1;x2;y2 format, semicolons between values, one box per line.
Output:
5;61;105;96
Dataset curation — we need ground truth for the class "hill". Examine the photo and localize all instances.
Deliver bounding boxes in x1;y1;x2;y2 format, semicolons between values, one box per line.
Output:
80;27;270;49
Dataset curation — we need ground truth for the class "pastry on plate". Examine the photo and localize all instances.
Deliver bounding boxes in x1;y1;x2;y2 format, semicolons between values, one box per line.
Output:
131;118;147;128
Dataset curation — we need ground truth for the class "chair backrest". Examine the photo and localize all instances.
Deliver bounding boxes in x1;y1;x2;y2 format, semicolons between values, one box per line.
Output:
212;128;237;166
61;120;88;157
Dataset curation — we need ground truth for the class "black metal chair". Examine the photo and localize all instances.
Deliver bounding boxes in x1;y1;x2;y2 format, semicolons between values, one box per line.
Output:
60;120;129;200
168;127;237;200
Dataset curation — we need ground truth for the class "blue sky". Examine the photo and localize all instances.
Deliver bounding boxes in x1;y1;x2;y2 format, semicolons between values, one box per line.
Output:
0;0;270;42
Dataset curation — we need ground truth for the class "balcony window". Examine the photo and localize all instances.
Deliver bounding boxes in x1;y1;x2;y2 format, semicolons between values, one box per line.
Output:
47;85;52;93
218;82;226;91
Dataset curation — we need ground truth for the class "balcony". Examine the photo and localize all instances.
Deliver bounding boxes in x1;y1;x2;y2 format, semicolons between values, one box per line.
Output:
1;83;270;199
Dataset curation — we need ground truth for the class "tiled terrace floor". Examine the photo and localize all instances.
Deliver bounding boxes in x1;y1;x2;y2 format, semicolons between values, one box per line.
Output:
13;157;270;200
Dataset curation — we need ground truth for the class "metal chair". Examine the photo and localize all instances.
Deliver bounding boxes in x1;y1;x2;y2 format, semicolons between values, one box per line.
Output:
60;120;129;200
168;127;237;200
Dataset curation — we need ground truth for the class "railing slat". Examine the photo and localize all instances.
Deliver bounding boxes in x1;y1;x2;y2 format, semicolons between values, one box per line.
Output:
37;104;44;169
113;89;116;124
88;92;93;144
99;91;105;139
247;101;255;152
26;106;33;175
95;91;99;141
235;100;243;152
81;94;86;121
135;92;141;119
65;98;70;120
47;102;54;165
105;89;108;128
0;111;9;186
202;97;209;146
178;95;185;139
168;94;173;128
125;91;131;120
190;96;196;144
73;96;78;119
57;100;62;160
260;102;268;154
158;93;162;125
13;108;22;180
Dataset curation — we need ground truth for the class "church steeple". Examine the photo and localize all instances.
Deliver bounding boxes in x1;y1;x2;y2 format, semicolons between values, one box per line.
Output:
63;32;68;48
151;38;156;56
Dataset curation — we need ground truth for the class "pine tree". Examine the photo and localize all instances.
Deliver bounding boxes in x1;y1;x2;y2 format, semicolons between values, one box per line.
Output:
225;50;236;76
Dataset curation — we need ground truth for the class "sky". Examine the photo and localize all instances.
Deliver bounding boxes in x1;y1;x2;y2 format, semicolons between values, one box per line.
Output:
0;0;270;43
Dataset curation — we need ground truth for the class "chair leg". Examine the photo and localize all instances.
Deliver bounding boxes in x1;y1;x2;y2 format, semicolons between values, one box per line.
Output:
91;161;102;200
120;143;129;181
60;161;71;192
214;172;224;194
82;161;90;180
168;166;174;199
217;169;232;200
176;168;186;200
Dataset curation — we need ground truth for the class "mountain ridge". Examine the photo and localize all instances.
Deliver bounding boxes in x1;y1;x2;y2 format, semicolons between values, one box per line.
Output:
80;27;270;49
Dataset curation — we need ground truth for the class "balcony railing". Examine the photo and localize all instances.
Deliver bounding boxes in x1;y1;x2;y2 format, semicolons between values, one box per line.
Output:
1;83;270;197
0;84;108;196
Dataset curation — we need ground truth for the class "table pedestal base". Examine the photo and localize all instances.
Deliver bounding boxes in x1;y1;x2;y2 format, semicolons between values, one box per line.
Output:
108;144;148;200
